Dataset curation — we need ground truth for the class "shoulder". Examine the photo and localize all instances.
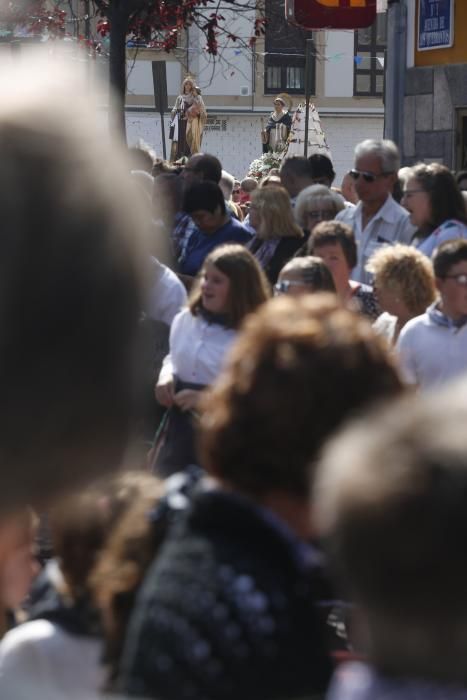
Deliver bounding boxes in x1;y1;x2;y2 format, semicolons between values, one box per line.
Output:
0;620;59;672
397;313;431;345
222;218;252;241
335;206;357;224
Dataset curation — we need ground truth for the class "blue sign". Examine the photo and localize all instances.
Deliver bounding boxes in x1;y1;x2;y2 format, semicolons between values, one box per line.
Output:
418;0;454;51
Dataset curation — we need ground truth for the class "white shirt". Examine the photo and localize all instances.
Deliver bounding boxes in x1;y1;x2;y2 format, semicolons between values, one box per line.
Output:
0;620;105;700
145;257;187;326
336;195;416;284
417;219;467;258
396;304;467;390
159;308;236;386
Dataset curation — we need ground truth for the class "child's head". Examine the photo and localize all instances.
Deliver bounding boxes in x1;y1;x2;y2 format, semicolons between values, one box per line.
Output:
189;244;270;328
276;257;336;296
314;382;467;684
90;473;167;684
433;239;467;321
49;471;163;601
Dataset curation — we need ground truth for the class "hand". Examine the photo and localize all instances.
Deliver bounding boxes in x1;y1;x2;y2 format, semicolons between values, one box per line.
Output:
155;377;175;407
174;389;200;412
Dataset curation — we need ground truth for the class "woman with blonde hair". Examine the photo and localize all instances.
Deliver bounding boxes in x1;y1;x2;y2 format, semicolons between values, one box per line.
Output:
367;244;436;344
248;185;304;284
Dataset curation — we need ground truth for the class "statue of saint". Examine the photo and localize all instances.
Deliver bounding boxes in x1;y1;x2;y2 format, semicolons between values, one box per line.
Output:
169;77;207;161
261;94;293;154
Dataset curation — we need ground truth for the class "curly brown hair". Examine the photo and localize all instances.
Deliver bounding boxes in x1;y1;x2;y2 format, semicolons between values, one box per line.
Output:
199;295;403;498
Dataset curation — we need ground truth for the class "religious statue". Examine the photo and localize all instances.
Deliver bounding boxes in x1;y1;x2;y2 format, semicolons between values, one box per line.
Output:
169;77;207;161
261;94;293;154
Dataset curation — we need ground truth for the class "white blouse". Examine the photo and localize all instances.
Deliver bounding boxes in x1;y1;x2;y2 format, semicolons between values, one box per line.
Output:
159;308;236;386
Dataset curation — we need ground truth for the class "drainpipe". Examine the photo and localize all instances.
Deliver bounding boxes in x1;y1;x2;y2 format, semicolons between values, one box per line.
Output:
384;0;407;147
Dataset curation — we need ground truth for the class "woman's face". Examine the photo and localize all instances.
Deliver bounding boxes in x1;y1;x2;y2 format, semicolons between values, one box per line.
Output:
248;202;261;231
314;242;350;285
201;263;231;314
183;81;194;94
303;199;336;233
373;280;405;318
401;177;432;228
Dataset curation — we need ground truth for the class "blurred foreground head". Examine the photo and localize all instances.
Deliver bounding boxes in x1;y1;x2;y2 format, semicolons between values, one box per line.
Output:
314;377;467;684
200;295;403;499
0;55;147;510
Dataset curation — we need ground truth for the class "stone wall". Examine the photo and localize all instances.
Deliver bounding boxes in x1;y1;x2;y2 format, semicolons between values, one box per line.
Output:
403;64;467;168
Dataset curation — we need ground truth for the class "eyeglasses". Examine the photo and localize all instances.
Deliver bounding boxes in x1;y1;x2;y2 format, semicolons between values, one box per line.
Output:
305;209;335;221
273;280;304;294
349;169;392;183
442;273;467;286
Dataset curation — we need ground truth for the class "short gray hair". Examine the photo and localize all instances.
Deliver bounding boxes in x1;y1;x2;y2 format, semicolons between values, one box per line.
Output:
354;139;400;174
220;170;235;198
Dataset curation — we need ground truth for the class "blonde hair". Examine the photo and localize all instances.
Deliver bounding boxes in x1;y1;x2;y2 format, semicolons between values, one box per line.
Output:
366;244;436;316
251;186;303;240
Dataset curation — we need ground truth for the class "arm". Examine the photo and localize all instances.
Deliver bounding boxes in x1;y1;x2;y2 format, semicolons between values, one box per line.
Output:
155;354;175;407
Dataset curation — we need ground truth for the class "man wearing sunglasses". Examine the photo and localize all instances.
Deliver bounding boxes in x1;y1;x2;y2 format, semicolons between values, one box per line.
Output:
396;239;467;390
336;139;416;284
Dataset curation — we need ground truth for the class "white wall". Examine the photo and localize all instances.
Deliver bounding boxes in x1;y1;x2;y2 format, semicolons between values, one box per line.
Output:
126;60;182;102
323;30;355;98
187;9;255;96
126;111;383;183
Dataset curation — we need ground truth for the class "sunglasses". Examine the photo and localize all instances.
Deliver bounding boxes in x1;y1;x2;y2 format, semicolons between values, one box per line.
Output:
349;169;392;183
442;273;467;286
305;209;335;221
273;280;304;295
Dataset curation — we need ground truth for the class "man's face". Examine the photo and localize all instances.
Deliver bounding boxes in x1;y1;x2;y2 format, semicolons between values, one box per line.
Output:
352;154;395;206
436;260;467;320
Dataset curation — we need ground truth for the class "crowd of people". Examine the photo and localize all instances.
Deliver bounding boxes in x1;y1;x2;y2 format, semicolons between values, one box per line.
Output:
1;56;467;700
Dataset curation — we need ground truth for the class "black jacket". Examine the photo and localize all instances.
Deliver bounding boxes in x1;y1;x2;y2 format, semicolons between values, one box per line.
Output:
119;488;333;700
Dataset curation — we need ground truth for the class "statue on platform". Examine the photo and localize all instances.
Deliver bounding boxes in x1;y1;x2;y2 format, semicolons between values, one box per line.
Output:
169;77;207;161
261;94;293;154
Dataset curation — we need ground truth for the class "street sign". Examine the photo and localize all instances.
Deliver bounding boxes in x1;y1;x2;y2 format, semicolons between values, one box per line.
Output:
418;0;454;51
285;0;377;30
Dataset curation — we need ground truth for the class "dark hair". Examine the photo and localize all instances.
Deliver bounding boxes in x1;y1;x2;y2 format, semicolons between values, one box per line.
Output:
189;154;222;184
49;472;162;600
280;156;314;179
433;238;467;278
182;181;226;215
309;221;358;269
189;244;270;329
411;163;467;231
199;295;403;498
314;385;467;684
90;474;166;686
280;256;336;293
308;154;335;184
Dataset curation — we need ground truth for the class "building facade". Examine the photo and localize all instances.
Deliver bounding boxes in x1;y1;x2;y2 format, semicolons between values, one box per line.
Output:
125;1;387;181
402;0;467;170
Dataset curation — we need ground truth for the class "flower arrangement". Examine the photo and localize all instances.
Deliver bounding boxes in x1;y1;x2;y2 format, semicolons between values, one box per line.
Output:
247;149;286;179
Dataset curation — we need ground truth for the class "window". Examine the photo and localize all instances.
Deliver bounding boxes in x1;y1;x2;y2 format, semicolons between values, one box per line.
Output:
354;12;387;97
264;0;315;95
